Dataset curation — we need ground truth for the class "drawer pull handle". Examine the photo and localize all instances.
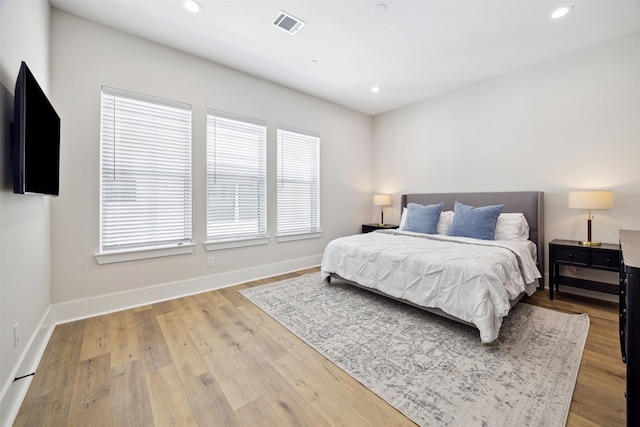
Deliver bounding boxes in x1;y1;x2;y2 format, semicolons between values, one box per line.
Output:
568;254;573;258
606;258;611;262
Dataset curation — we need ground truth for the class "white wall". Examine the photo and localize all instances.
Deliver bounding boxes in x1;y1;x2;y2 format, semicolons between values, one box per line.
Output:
0;0;54;424
49;10;372;311
373;31;640;289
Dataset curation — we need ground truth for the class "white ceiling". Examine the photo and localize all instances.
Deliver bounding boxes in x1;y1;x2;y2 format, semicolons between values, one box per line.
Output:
50;0;640;116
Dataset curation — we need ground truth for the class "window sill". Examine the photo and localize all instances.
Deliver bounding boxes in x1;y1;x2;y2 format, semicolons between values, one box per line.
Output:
276;231;323;242
204;236;270;251
95;243;195;264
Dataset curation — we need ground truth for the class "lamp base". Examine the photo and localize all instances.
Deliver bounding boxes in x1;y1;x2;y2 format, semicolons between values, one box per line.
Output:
578;240;602;246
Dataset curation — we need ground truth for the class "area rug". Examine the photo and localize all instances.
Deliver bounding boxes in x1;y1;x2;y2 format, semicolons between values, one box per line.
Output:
240;273;590;427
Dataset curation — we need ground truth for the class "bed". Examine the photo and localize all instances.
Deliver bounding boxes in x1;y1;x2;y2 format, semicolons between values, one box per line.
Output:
321;191;544;344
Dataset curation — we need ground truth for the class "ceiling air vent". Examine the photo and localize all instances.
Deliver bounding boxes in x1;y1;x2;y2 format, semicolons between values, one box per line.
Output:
272;11;306;35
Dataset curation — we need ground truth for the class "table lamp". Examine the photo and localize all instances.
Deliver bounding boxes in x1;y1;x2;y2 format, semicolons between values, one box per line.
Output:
373;194;392;226
568;190;614;246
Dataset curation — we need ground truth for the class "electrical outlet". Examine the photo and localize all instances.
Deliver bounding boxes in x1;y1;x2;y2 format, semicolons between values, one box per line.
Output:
14;322;20;347
207;256;214;267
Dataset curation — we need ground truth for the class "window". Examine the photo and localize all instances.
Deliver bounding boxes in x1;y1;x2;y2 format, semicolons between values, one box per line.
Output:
277;126;320;237
100;87;192;253
206;111;267;243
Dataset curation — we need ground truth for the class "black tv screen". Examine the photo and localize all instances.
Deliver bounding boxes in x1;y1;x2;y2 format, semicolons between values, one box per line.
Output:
11;61;60;196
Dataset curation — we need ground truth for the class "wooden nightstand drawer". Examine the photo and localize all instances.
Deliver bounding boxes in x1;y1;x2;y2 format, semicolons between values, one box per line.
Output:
592;251;620;269
555;247;588;265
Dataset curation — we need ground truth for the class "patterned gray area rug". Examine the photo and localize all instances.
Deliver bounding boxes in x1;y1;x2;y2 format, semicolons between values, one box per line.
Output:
240;273;590;427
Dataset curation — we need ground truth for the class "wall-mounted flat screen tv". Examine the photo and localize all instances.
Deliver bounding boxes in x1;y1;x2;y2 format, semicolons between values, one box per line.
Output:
11;61;60;196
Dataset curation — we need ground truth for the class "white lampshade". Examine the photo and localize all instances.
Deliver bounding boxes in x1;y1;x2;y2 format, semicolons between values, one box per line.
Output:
568;190;614;210
568;190;614;246
373;194;392;206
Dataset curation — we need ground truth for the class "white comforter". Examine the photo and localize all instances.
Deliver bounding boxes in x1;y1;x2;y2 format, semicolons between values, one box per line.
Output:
320;230;541;343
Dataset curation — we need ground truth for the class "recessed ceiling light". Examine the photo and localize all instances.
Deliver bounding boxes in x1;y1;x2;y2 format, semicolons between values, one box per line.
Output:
183;0;202;13
551;5;573;19
372;4;388;15
371;86;381;93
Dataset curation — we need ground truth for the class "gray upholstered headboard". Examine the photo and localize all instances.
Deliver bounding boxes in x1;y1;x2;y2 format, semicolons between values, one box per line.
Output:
401;191;545;280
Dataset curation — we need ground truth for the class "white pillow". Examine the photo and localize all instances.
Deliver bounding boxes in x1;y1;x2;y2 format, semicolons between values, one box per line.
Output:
400;208;454;235
437;211;454;235
494;213;530;240
399;207;408;230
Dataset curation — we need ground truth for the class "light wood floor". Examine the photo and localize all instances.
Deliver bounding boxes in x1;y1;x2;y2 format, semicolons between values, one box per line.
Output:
14;268;626;426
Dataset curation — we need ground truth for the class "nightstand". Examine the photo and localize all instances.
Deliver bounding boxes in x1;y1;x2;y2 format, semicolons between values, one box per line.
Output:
362;224;399;233
548;239;620;300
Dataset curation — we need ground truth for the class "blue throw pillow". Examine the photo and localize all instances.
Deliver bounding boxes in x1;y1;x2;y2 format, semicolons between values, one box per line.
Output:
403;202;444;234
448;201;504;240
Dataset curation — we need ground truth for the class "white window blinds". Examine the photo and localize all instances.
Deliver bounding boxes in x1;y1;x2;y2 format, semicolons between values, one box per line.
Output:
277;126;320;236
206;111;267;242
100;87;192;252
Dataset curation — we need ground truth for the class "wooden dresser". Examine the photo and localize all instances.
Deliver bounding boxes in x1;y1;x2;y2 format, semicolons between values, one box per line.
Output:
620;230;640;427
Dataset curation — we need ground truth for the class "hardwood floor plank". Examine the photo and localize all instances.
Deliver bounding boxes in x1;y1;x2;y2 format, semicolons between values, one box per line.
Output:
201;348;264;410
575;365;626;398
233;397;277;426
217;303;289;363
581;349;625;378
145;365;197;427
79;315;111;361
110;310;141;367
570;383;626;426
195;288;234;308
156;310;209;381
66;353;112;426
134;308;173;372
566;412;604;427
183;371;241;426
151;297;187;317
216;286;251;308
183;306;224;358
187;303;266;410
110;360;153;426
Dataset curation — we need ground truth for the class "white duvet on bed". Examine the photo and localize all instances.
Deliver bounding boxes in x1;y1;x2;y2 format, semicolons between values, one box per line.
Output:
320;230;541;343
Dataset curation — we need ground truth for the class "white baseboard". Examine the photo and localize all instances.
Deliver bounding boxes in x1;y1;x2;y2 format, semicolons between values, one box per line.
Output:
51;254;322;324
1;254;321;426
0;307;56;427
